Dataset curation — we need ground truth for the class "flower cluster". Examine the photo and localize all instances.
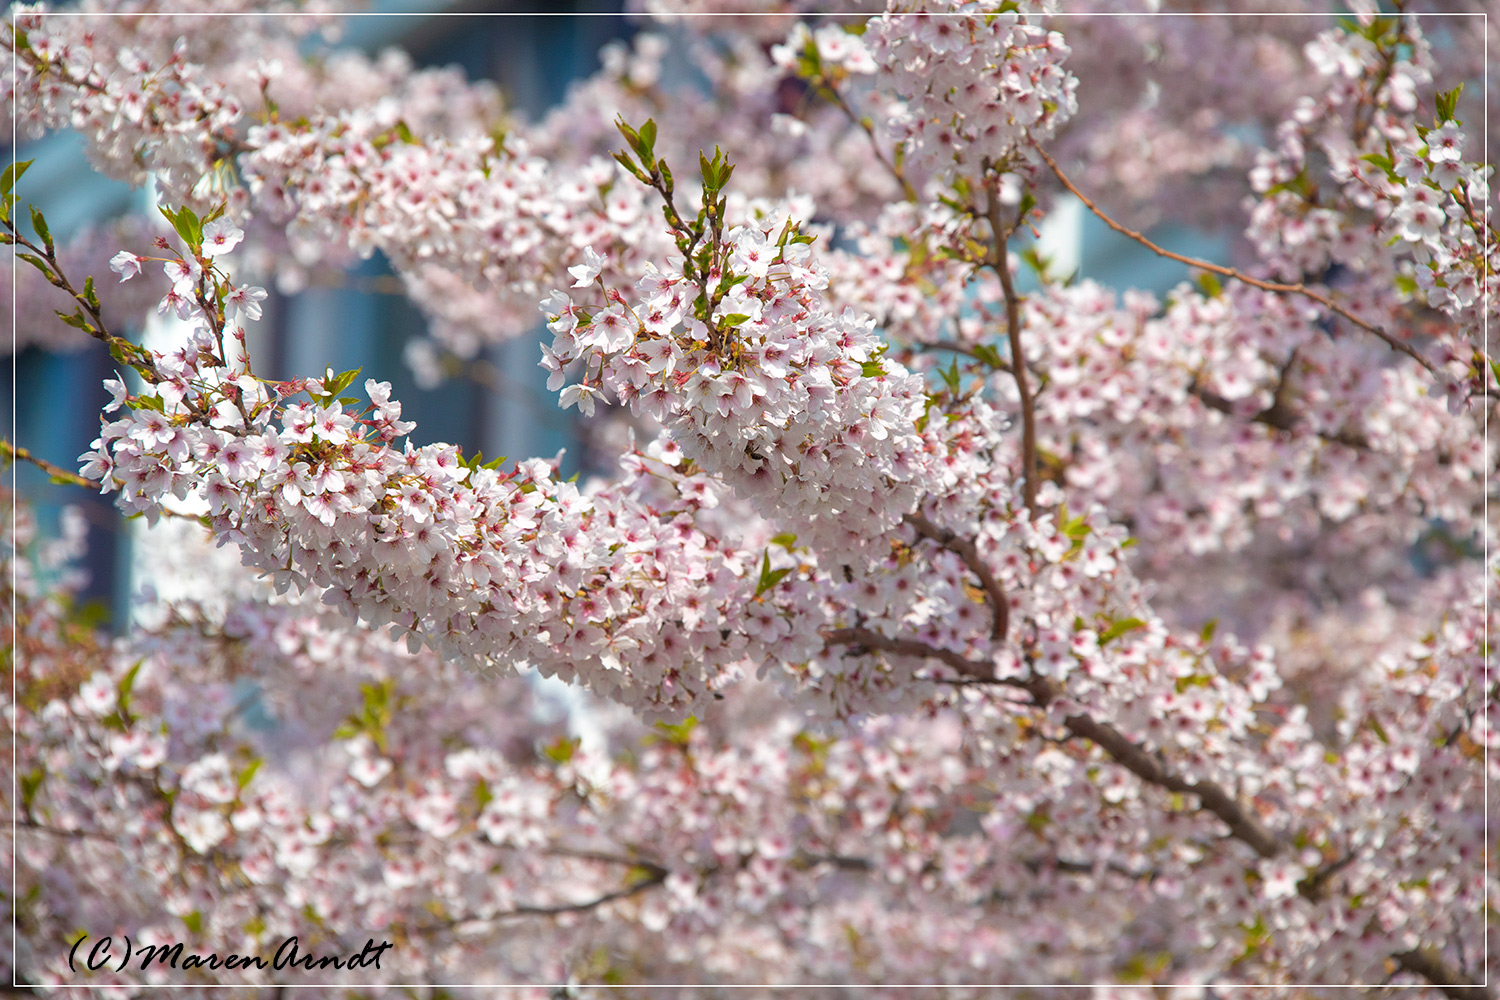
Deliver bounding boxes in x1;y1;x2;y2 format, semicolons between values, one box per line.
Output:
548;215;938;560
867;2;1078;191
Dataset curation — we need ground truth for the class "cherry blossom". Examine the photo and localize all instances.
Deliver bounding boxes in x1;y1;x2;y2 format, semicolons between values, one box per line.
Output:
6;1;1494;994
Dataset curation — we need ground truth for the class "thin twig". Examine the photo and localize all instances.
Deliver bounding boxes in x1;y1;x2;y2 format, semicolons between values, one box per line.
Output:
3;440;205;524
813;79;917;202
916;340;1013;372
3;441;94;489
1033;146;1439;377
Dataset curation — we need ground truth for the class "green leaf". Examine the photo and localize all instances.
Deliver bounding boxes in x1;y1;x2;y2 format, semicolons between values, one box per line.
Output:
117;659;144;721
20;768;44;812
652;716;699;746
770;532;798;549
638;118;657;158
612;151;648;183
54;309;94;333
161;204;202;246
1196;272;1223;299
720;313;751;328
2;159;33;198
394;120;416;145
940;356;962;395
324;366;361;397
971;343;1005;369
1098;617;1147;646
82;275;100;312
860;360;886;378
755;549;793;597
542;736;580;764
1200;618;1219;644
183;911;203;935
17;253;49;277
28;205;50;248
1359;152;1397;181
1435;84;1463;124
237;757;262;791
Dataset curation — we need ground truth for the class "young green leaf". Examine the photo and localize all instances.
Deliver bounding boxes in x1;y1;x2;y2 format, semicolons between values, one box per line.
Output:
2;158;32;198
1099;617;1147;646
28;205;51;248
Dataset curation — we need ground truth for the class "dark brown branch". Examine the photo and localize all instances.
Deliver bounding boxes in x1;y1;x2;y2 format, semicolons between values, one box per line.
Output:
982;173;1039;517
820;626;1015;684
412;860;669;934
825;623;1282;857
1186;382;1371;451
1297;851;1358;902
16;818;127;846
1393;948;1489;1000
1023;676;1284;860
1034;146;1439;378
904;511;1009;642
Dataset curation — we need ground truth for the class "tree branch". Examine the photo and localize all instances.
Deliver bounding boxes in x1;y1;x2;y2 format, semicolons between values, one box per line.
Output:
812;78;916;202
3;441;95;489
1393;948;1489;1000
1185;381;1372;451
1022;676;1284;860
1033;146;1439;378
983;173;1039;517
820;626;1017;684
412;860;669;934
904;511;1009;642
